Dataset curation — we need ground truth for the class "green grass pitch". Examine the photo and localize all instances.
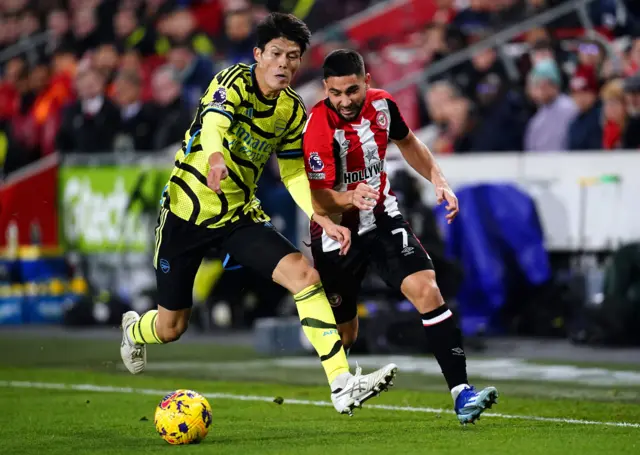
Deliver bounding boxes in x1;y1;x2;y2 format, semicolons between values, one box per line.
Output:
0;333;639;454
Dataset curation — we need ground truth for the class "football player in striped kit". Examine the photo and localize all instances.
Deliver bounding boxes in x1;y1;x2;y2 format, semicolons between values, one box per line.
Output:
302;49;498;424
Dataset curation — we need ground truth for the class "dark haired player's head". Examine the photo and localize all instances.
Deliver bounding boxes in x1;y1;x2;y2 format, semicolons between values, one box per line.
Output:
253;13;311;96
323;49;371;121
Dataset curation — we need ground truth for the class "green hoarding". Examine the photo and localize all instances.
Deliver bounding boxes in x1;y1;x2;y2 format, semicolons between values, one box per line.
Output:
58;166;171;253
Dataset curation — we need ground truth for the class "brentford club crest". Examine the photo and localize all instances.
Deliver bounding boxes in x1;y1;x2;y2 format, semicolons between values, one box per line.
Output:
376;111;389;129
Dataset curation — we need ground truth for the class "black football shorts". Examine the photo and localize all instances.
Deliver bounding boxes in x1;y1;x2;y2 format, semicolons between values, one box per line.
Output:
311;215;434;324
154;208;298;311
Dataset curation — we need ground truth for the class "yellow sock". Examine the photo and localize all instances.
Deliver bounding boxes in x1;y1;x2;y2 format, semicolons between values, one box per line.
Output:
294;283;349;384
127;310;163;344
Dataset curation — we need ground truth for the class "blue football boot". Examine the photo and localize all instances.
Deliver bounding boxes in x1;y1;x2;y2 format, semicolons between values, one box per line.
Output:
454;386;499;424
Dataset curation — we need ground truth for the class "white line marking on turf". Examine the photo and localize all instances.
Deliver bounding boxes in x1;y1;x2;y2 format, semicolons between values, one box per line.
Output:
141;357;640;387
1;380;639;429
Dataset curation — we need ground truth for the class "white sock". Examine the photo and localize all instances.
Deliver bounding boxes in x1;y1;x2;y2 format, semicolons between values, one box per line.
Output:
451;383;471;402
330;372;351;392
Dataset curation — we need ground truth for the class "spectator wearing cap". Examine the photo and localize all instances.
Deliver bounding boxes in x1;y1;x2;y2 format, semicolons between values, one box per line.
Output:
568;66;603;151
622;72;640;148
521;37;570;91
600;78;627;150
524;59;578;152
167;39;215;112
112;69;157;152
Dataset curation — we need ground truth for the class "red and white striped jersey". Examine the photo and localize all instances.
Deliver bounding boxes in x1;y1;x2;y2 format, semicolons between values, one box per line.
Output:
303;89;410;253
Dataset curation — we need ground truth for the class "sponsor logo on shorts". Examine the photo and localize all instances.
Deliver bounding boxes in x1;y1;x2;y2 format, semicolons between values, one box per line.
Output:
322;329;338;337
160;258;171;273
328;293;342;308
307;172;326;180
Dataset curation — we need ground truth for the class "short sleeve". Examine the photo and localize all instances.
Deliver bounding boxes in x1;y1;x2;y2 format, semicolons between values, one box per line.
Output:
277;98;307;160
302;111;337;190
200;65;244;123
387;97;410;141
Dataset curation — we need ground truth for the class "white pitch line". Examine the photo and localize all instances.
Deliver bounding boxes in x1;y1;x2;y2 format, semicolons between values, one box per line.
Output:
1;380;639;429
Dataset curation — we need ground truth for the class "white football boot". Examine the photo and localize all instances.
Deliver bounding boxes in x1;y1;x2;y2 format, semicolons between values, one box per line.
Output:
120;311;147;374
331;363;398;416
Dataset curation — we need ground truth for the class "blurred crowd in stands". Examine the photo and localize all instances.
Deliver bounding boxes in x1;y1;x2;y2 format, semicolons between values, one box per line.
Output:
0;0;375;177
410;0;640;154
2;0;640;179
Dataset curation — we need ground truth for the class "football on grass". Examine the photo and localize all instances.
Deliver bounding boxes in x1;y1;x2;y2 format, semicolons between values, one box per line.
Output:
154;389;213;444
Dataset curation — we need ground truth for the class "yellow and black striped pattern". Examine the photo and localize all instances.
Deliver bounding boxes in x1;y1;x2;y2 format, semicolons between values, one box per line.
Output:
293;283;350;384
153;207;169;269
128;310;164;345
162;63;307;229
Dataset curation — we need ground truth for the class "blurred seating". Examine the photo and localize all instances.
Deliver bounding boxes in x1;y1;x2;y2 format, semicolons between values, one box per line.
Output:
0;0;379;177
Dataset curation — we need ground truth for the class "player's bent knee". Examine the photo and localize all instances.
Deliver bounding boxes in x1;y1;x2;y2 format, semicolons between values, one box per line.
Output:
401;270;444;313
299;265;321;289
156;319;189;343
273;253;321;294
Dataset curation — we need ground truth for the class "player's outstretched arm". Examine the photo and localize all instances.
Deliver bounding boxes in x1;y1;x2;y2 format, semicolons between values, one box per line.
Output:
394;130;459;223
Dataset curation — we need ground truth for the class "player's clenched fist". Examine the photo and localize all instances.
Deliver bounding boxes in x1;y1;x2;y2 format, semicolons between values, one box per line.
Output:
207;152;228;194
350;183;379;210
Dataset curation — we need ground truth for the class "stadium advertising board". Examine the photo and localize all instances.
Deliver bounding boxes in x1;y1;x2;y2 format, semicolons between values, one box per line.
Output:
0;155;59;248
58;166;170;253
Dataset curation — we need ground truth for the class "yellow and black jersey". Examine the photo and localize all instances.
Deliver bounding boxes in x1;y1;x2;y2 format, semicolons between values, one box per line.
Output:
161;63;307;229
